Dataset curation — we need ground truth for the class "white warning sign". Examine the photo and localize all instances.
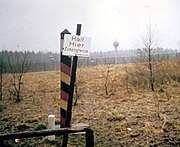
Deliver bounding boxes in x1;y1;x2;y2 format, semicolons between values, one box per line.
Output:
63;34;91;57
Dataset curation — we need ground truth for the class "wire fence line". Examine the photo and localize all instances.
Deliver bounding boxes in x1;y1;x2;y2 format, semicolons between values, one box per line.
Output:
2;52;179;73
78;52;180;67
26;52;180;72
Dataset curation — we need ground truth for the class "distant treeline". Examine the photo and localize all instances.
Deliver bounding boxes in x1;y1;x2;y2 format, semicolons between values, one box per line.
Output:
0;49;179;72
0;50;60;72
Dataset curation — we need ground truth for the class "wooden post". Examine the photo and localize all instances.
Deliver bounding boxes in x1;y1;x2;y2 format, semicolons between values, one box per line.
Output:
60;54;71;128
0;127;90;140
60;29;71;128
60;29;72;147
66;24;81;127
62;24;82;147
86;129;94;147
0;140;4;146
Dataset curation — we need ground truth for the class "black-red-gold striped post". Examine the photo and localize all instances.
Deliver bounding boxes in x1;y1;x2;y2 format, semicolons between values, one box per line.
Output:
61;24;82;147
60;29;71;128
65;24;81;127
60;54;71;128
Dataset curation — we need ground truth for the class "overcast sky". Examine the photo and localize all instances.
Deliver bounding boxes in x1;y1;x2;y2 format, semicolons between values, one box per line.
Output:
0;0;179;52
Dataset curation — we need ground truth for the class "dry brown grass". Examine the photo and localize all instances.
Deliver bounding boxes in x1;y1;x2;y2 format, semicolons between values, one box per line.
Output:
0;60;179;146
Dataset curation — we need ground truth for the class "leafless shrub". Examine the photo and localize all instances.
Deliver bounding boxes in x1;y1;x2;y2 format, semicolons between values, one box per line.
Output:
0;51;8;101
8;51;31;102
101;63;118;97
74;67;84;105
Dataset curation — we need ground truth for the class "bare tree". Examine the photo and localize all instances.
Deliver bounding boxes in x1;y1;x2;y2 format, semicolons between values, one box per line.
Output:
74;67;83;105
8;51;31;102
0;51;7;101
136;24;158;91
104;64;111;95
102;59;116;96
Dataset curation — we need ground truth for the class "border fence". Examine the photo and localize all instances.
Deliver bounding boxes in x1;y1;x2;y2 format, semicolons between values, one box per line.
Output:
1;52;179;73
78;52;180;67
27;52;180;72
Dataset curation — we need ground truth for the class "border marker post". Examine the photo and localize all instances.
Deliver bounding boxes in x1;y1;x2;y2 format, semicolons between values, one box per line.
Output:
60;29;71;128
62;24;81;147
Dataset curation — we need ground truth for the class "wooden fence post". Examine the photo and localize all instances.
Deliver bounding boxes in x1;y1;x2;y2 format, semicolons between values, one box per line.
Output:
86;128;94;147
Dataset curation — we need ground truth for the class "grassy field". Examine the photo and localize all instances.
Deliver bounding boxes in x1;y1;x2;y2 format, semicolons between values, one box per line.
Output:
0;61;180;146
